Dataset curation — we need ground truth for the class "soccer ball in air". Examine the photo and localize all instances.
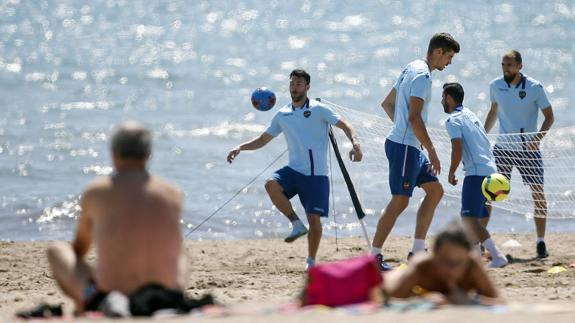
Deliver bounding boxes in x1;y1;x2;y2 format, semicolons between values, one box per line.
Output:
251;87;276;111
482;173;511;202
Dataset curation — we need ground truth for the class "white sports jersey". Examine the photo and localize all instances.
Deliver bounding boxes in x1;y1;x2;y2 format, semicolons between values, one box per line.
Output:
265;99;340;176
387;59;432;148
489;74;551;149
445;106;497;176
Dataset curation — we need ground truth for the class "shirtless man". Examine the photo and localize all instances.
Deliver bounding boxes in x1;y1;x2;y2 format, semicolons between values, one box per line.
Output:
47;121;185;313
384;222;503;305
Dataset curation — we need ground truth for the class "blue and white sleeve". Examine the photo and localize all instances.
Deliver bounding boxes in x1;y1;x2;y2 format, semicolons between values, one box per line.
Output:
445;118;462;140
489;81;497;104
410;74;431;101
265;113;282;137
319;106;341;125
535;84;551;110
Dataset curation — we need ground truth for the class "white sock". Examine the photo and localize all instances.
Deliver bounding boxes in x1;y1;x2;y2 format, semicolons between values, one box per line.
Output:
371;247;382;256
306;257;315;264
536;237;545;243
412;239;426;253
482;238;502;259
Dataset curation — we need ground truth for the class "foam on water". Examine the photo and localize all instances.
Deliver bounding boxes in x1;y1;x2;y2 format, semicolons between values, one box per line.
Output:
1;0;575;240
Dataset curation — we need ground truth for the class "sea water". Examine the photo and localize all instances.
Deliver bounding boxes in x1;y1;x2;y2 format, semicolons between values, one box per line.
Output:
1;0;574;241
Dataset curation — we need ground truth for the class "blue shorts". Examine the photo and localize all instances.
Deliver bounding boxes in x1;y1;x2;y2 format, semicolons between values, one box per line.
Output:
493;145;544;185
461;176;489;218
385;139;438;197
271;166;330;217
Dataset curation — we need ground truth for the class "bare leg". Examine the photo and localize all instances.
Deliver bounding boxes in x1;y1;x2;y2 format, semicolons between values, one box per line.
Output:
462;216;507;267
530;184;547;238
265;180;297;221
372;195;409;248
414;181;444;240
478;206;491;258
480;203;490;228
461;217;490;244
47;242;93;312
306;214;322;260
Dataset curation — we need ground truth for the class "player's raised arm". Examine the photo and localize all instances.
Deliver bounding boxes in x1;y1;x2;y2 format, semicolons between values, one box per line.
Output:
334;119;362;162
227;133;274;163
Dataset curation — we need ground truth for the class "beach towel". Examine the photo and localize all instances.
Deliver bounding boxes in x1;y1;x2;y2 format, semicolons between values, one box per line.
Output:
301;255;383;307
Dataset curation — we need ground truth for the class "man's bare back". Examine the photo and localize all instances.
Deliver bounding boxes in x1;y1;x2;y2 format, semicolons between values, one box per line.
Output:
47;121;187;313
82;171;183;294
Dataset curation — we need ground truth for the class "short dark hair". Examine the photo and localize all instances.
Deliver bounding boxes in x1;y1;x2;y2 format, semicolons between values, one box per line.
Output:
290;69;311;84
427;32;460;55
434;222;472;251
443;82;465;104
111;121;152;159
503;50;522;64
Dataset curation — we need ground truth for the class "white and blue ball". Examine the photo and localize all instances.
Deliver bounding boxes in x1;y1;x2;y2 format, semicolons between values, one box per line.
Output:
251;87;276;111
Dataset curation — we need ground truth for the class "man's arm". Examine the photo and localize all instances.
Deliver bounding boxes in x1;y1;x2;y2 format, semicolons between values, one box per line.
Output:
408;96;440;174
469;258;504;303
484;102;498;133
448;139;462;186
335;119;362;162
527;106;554;151
227;133;274;163
536;106;554;141
381;88;397;121
383;261;422;298
72;192;93;258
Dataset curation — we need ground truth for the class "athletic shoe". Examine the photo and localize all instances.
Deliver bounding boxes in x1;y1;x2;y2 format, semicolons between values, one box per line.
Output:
407;249;427;261
284;225;308;243
375;254;392;272
488;255;509;268
16;303;63;319
536;241;549;258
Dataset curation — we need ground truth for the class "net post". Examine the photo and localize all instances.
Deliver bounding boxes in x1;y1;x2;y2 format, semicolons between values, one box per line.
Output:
323;108;371;249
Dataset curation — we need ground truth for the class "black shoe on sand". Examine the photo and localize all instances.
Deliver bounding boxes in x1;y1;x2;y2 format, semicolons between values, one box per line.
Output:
536;241;549;258
375;254;392;272
16;303;63;319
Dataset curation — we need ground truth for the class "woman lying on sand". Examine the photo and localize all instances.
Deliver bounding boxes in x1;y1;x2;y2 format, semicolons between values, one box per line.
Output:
384;222;505;306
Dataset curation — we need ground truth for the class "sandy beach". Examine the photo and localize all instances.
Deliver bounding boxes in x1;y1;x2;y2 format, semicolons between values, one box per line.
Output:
1;234;575;322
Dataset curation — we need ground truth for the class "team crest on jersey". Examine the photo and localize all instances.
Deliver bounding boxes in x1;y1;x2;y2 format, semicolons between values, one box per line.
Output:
304;110;311;118
519;90;526;99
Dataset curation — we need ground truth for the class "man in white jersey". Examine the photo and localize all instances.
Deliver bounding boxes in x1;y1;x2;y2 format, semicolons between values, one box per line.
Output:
443;83;508;268
484;50;554;258
371;33;460;271
227;69;362;270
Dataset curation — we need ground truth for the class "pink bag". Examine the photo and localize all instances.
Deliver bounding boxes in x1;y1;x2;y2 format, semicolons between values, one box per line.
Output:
301;255;383;307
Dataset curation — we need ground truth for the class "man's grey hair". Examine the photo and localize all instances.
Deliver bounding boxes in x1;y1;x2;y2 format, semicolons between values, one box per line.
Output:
111;121;152;159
